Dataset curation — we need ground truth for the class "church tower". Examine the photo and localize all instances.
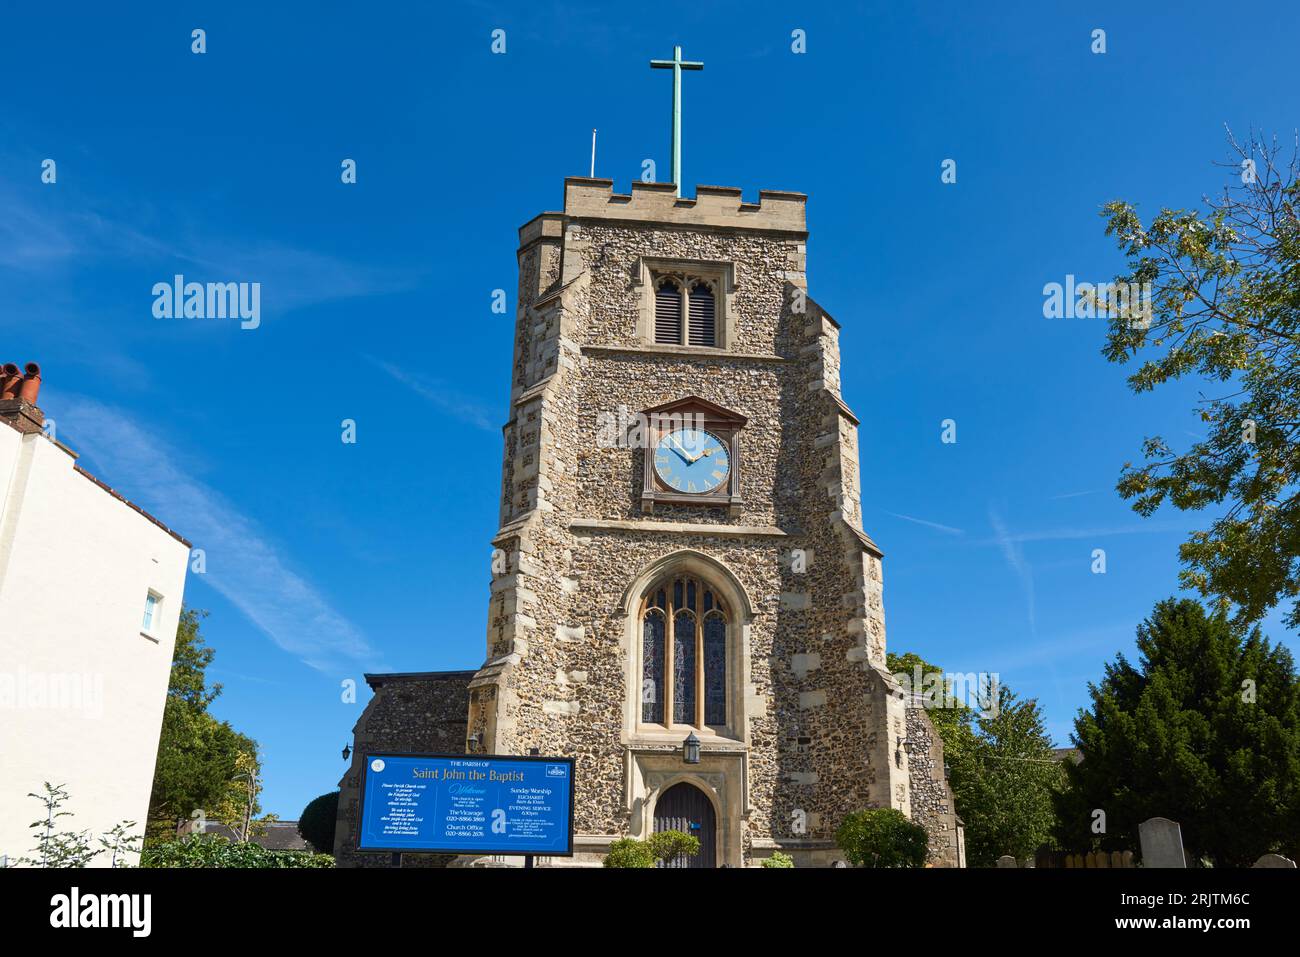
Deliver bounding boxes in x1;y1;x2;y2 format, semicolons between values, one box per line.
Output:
465;177;933;866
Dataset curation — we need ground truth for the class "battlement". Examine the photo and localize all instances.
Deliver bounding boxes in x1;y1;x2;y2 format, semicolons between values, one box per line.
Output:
561;177;807;234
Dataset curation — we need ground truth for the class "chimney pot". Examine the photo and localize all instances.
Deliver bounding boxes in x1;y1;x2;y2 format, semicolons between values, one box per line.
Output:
0;363;20;400
19;363;42;405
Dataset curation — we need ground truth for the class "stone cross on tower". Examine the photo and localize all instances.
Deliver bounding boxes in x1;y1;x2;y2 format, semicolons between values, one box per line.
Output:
649;44;703;197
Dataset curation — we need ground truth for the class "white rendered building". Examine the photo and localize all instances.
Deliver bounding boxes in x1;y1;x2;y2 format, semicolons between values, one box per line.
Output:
0;364;190;866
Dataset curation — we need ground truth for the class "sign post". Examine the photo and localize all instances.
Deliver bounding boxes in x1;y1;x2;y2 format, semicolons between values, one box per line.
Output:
357;753;575;864
523;747;539;870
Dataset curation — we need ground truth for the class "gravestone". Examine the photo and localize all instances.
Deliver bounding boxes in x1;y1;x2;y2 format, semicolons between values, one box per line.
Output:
1138;817;1187;868
1252;853;1296;868
996;855;1017;868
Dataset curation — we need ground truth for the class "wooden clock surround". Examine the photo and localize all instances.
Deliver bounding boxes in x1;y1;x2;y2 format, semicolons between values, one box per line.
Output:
639;395;747;517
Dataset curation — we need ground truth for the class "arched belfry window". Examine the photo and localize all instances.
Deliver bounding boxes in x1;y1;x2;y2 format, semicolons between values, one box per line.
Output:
687;280;716;347
653;272;719;346
654;278;683;344
640;574;729;729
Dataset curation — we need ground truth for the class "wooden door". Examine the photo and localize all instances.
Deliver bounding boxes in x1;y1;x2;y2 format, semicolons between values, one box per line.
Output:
652;782;717;868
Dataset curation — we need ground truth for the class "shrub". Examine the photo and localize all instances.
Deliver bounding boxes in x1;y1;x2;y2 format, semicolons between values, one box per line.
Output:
646;829;700;865
761;851;795;868
16;783;140;868
297;791;339;854
140;835;334;868
603;837;655;868
602;829;702;868
835;808;928;868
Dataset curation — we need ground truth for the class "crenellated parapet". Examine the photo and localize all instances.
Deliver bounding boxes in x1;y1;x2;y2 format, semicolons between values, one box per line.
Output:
562;178;808;234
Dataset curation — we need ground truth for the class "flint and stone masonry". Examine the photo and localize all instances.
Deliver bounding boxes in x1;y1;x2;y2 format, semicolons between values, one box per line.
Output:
335;178;960;867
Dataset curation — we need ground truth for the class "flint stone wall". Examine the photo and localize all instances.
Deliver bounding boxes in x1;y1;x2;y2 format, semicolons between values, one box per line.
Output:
905;704;962;867
333;671;473;868
472;187;905;864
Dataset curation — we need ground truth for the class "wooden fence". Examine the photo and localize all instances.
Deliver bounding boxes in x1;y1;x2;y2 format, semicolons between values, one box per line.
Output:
1034;848;1136;868
992;848;1140;868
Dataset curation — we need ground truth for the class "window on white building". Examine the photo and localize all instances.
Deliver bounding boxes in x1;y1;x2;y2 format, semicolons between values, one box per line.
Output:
142;592;160;635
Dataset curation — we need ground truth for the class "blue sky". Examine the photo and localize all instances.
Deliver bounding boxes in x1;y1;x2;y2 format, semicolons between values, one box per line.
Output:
2;1;1296;817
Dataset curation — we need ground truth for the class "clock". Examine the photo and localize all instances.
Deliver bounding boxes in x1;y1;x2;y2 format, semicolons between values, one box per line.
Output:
639;396;747;516
653;428;731;494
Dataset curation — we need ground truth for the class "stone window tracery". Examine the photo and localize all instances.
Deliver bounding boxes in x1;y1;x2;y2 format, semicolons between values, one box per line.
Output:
653;274;719;347
639;574;729;729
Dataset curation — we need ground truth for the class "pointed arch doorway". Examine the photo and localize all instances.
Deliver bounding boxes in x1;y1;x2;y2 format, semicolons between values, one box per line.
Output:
652;782;717;868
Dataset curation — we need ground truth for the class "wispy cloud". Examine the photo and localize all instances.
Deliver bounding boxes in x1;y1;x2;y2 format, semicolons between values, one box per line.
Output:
50;393;380;673
885;511;965;536
0;192;79;269
989;505;1036;634
1049;489;1097;500
0;182;419;316
366;356;497;432
973;521;1184;547
991;621;1134;672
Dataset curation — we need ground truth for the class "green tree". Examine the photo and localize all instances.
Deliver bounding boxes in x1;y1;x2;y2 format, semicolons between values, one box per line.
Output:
888;652;1060;866
835;808;928;868
888;651;977;759
146;609;262;842
298;791;339;854
958;687;1064;866
210;748;272;841
1100;132;1300;628
1055;598;1300;866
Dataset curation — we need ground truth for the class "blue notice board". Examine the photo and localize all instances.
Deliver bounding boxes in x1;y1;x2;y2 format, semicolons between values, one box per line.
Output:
357;753;575;856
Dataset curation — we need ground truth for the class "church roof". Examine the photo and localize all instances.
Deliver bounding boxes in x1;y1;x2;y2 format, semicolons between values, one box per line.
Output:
364;669;478;690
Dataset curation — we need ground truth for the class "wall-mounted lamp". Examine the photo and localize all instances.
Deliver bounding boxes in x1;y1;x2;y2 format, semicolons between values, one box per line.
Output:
341;743;352;761
683;732;701;765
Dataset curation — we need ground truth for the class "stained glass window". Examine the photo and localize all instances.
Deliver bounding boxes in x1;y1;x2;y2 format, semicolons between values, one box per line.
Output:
704;613;726;725
642;610;665;724
673;610;696;725
641;575;729;728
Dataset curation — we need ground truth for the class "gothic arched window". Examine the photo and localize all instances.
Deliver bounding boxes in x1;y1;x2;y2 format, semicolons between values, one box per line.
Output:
640;575;729;729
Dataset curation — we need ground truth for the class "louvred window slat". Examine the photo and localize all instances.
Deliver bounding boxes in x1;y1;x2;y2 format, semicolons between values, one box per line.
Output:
655;280;683;344
688;282;716;346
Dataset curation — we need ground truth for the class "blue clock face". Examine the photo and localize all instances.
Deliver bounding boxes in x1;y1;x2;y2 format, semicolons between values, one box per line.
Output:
653;428;731;494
